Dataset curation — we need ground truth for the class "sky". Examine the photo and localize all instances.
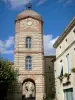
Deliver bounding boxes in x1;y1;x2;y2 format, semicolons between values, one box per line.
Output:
0;0;75;61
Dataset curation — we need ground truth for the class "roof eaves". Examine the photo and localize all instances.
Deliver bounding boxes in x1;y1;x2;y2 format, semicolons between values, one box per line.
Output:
53;17;75;48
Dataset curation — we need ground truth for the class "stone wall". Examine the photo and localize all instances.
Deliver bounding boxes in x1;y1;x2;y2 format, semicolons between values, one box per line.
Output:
44;56;56;99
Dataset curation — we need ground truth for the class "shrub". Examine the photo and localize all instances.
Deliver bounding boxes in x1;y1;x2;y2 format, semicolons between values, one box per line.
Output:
71;68;75;73
0;57;18;100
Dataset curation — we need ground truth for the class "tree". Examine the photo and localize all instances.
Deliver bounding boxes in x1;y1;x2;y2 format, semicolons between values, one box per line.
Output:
0;57;18;100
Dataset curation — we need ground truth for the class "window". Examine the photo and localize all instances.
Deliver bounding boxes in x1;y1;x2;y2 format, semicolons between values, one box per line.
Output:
61;67;63;76
66;54;70;73
59;62;63;76
60;46;61;48
49;66;50;70
64;88;74;100
26;37;31;48
26;56;32;70
49;77;51;82
65;39;67;42
73;29;75;33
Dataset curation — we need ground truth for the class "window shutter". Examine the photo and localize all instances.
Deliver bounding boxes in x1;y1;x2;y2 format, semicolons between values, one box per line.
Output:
58;62;63;77
66;54;70;73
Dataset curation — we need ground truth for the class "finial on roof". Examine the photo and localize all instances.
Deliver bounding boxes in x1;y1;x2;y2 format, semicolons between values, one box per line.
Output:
26;0;32;10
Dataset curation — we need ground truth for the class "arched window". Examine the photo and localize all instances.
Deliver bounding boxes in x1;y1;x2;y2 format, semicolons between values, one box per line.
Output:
26;56;32;70
26;37;31;48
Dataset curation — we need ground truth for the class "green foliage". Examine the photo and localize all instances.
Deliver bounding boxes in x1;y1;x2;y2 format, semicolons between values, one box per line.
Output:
71;68;75;73
58;75;63;80
47;90;56;100
63;73;69;77
58;75;63;82
0;57;18;90
47;97;52;100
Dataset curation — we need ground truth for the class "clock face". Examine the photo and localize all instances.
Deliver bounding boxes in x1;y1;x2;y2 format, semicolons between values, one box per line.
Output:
27;21;33;26
20;18;39;30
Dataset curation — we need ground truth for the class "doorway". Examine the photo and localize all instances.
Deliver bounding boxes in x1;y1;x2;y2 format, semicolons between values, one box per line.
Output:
22;79;35;100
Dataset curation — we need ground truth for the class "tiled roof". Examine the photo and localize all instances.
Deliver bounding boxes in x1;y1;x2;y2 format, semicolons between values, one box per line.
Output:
16;10;42;21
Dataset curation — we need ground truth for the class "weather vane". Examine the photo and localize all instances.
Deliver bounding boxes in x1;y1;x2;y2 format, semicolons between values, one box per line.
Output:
26;0;32;9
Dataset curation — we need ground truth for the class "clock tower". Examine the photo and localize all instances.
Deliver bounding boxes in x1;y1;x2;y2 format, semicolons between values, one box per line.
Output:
14;3;45;100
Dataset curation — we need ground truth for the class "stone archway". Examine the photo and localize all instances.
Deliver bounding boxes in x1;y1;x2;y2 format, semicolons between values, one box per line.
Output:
22;79;35;100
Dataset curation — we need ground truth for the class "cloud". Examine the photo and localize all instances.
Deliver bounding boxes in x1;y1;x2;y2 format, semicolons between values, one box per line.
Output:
5;36;14;48
43;34;59;55
57;0;73;7
2;0;48;9
63;0;72;7
3;50;14;54
0;36;14;54
37;0;47;6
2;0;30;9
57;0;65;3
0;34;58;55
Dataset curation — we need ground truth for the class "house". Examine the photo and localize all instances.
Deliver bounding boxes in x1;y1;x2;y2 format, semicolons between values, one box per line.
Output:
53;17;75;100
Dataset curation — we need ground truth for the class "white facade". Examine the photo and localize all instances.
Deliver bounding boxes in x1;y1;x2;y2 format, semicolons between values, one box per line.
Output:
54;18;75;100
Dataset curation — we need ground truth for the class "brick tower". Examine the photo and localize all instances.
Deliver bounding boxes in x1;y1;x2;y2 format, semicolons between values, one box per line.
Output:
14;3;45;100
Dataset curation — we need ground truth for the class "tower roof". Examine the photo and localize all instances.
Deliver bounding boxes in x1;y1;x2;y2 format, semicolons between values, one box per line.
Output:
16;10;42;21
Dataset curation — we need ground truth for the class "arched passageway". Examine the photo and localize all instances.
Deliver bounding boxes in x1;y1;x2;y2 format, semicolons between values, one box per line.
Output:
22;79;35;100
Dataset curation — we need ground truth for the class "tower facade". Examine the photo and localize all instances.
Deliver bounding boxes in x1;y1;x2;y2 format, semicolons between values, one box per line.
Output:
14;7;45;100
